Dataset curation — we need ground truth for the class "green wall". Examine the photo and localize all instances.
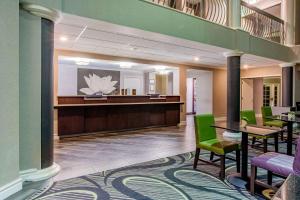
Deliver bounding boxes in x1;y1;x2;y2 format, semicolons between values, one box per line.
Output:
0;0;20;187
19;0;296;62
60;0;296;62
19;10;42;171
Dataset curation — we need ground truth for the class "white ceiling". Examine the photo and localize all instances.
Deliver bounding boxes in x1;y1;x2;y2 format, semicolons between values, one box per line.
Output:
54;14;282;69
59;56;178;73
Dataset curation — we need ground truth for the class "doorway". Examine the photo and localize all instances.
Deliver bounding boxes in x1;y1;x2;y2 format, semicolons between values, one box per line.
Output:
241;76;281;113
186;69;213;115
186;78;196;114
263;78;281;107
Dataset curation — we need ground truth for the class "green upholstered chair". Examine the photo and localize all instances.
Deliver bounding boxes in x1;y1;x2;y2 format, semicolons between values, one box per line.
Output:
241;110;278;153
261;106;287;128
193;114;240;180
261;106;287;140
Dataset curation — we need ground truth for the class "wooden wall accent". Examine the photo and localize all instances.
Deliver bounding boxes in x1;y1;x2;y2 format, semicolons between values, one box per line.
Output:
56;96;182;137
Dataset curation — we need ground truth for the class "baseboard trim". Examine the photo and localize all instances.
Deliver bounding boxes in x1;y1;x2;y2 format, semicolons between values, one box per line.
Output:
0;178;22;200
20;163;60;182
178;121;187;126
215;116;226;122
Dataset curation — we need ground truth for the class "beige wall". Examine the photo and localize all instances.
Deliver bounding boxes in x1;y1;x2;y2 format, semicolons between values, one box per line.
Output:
213;69;227;117
179;66;187;122
253;78;264;114
241;66;282;78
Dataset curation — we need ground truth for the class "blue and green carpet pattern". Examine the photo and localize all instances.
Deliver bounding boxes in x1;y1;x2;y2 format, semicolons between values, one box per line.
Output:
32;151;260;200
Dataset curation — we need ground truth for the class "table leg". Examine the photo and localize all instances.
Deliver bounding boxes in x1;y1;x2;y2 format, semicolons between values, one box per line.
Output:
241;131;248;180
287;122;293;155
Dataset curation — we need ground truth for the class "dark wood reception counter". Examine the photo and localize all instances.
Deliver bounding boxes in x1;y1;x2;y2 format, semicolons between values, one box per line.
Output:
55;95;183;137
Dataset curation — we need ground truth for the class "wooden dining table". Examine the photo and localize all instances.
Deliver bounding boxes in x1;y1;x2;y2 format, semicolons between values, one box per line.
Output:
212;122;281;188
267;115;300;155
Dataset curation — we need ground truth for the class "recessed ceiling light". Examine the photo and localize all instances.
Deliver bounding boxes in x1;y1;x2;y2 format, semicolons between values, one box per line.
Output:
75;57;90;66
59;36;68;42
194;57;200;61
119;62;134;69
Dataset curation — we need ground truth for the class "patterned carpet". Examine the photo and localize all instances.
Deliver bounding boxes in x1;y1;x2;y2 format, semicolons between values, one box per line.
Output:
31;151;261;200
28;136;297;200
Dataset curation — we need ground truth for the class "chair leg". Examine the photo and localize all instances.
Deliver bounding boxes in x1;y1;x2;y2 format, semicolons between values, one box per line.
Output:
250;165;257;195
274;133;279;152
267;171;273;186
210;152;214;161
281;132;284;141
236;150;240;173
193;148;200;169
263;139;268;153
252;137;256;148
220;155;225;180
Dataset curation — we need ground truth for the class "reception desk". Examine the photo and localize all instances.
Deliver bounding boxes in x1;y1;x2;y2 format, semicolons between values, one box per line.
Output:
55;95;183;137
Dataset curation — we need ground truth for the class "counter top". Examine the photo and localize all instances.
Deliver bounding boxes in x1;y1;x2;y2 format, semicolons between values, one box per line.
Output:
54;101;184;108
58;95;180;97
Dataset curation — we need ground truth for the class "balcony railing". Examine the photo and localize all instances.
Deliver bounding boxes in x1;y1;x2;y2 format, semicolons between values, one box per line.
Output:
148;0;285;44
151;0;228;26
241;1;285;44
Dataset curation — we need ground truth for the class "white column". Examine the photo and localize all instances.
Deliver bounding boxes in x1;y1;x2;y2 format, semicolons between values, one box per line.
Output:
281;0;295;46
228;0;241;29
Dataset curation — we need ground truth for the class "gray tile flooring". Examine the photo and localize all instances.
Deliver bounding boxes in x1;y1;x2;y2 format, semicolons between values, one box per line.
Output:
54;115;196;181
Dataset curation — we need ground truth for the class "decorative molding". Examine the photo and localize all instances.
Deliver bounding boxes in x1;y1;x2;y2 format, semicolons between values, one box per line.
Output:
0;178;22;200
223;51;244;57
223;131;242;140
20;163;60;182
279;63;296;68
20;2;62;23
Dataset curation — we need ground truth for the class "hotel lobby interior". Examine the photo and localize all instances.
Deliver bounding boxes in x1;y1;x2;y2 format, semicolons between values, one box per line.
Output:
1;0;300;199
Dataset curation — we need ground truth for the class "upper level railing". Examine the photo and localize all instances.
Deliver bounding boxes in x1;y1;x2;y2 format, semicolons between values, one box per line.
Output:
151;0;228;26
241;1;285;44
149;0;285;44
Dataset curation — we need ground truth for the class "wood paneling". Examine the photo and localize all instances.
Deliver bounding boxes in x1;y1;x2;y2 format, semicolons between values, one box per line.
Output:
58;97;84;104
58;107;85;135
56;96;182;137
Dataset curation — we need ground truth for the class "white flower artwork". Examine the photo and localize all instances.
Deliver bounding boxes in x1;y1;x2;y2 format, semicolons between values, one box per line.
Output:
80;73;118;95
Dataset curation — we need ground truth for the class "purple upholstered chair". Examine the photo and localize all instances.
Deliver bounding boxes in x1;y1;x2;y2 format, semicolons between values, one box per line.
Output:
250;138;300;194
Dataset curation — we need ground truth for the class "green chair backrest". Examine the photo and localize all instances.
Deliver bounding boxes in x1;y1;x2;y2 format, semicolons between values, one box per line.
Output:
261;106;273;124
194;114;217;144
240;110;257;125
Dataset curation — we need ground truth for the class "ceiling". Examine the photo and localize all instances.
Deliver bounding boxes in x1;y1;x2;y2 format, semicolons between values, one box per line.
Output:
59;56;178;73
54;14;283;69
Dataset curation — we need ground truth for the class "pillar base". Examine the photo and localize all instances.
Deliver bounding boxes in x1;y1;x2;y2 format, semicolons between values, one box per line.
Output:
223;131;242;141
20;163;60;182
